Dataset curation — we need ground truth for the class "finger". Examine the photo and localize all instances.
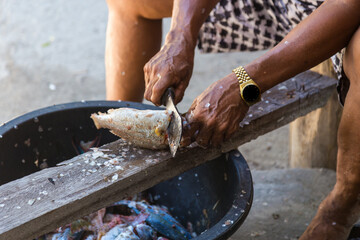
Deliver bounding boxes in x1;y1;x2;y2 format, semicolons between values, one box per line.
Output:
144;84;152;102
180;137;192;147
173;69;191;104
143;62;151;86
181;100;199;146
151;74;174;106
143;65;154;102
182;118;200;141
195;124;213;147
181;121;200;147
174;82;188;105
211;124;227;147
224;123;239;141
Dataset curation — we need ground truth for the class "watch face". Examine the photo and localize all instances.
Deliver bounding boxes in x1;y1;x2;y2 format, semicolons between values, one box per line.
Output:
243;84;260;103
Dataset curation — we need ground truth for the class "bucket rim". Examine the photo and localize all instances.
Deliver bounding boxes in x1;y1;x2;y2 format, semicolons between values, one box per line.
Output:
0;100;162;135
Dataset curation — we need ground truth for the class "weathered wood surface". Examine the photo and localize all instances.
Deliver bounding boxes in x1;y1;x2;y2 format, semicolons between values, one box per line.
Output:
0;71;337;240
290;60;342;169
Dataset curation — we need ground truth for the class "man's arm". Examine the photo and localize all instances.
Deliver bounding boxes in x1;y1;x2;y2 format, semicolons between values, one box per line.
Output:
143;0;220;105
166;0;219;48
184;0;360;147
247;0;360;92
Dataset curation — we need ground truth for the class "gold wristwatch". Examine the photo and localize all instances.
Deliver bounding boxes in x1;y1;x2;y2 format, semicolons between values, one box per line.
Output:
232;66;261;106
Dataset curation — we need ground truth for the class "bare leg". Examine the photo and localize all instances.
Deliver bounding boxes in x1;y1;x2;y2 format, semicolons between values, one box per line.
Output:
105;0;173;101
300;26;360;240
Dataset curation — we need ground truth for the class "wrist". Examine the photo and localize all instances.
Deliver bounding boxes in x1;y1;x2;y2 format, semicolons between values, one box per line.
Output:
165;30;197;50
224;73;250;111
232;66;262;106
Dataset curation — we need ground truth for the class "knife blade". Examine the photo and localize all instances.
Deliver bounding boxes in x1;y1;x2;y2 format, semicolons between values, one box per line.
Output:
161;88;183;157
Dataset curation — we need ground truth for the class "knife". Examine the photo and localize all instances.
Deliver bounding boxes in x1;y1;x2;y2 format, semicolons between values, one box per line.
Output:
161;88;183;157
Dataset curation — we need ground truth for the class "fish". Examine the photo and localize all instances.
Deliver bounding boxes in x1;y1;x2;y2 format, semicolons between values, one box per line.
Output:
38;198;194;240
134;223;156;240
90;108;172;149
101;225;140;240
114;200;192;240
50;228;71;240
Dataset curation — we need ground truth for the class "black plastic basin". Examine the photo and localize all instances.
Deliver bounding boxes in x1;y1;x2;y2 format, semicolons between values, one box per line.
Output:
0;101;253;240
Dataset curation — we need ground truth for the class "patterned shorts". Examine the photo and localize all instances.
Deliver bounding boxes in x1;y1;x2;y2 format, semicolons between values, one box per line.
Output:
198;0;348;105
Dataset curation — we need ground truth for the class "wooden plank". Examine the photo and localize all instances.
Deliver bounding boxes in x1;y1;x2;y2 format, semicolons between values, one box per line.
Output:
0;71;337;240
290;59;342;169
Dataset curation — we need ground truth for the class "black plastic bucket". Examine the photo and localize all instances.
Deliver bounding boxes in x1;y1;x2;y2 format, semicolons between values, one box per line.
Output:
0;101;253;239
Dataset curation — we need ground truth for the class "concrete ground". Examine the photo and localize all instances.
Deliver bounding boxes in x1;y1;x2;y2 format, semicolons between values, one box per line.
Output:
0;1;337;239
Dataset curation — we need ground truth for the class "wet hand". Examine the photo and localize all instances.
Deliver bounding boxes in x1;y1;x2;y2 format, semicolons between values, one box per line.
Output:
144;37;194;106
182;73;249;147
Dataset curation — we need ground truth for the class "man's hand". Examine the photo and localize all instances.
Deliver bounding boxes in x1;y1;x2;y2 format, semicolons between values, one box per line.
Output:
182;73;249;147
143;36;195;106
143;0;220;106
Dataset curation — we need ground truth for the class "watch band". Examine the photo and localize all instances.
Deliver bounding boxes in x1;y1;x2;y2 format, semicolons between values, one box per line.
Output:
232;66;261;106
233;66;252;85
